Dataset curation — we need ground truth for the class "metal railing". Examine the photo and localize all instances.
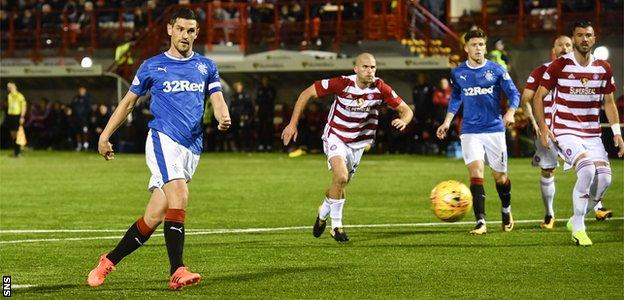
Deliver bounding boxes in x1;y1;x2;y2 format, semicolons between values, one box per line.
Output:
449;0;622;44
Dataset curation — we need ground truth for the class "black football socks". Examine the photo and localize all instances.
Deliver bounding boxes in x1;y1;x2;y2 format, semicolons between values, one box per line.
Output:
164;208;186;275
470;177;486;222
107;217;155;265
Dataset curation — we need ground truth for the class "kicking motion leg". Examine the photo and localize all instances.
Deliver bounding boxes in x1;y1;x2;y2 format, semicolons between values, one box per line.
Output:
88;188;167;287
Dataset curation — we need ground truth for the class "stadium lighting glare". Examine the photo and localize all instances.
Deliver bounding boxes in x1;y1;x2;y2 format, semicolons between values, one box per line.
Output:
81;56;93;68
594;46;609;60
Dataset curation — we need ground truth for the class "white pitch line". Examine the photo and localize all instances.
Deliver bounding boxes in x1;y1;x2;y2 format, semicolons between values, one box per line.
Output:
12;284;37;289
2;217;623;234
0;229;127;233
0;217;622;244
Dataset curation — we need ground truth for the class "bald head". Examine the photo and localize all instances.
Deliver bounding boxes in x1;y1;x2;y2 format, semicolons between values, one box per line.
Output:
355;53;375;65
353;53;377;87
552;35;572;58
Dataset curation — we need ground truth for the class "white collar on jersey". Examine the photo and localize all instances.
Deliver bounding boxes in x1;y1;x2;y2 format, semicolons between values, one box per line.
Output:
164;51;195;61
465;59;487;69
566;51;595;67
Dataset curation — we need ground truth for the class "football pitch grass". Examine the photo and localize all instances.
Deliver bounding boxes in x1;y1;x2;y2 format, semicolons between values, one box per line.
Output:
1;151;622;298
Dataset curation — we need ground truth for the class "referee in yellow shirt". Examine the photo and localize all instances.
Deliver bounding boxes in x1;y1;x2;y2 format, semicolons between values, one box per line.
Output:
6;81;27;157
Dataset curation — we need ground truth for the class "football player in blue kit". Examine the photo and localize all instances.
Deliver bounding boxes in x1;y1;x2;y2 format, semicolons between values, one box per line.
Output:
436;28;520;235
88;8;231;289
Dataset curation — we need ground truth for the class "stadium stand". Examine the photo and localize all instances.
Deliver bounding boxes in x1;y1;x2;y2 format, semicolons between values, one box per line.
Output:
0;0;622;156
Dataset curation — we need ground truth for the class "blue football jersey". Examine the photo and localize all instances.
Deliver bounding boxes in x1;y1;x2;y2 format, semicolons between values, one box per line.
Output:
130;52;222;154
447;60;519;134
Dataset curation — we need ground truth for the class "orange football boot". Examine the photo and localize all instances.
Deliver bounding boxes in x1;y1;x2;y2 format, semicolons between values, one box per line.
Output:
169;266;201;290
87;254;116;287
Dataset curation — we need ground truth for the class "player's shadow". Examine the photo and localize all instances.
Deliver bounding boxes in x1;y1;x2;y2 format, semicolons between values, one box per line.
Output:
352;228;467;242
348;229;573;248
210;266;342;283
356;242;549;248
11;283;83;294
92;266;347;291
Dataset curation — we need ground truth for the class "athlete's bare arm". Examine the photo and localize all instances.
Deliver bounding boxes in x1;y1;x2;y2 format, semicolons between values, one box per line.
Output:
521;88;539;135
532;85;556;148
209;91;231;131
391;101;414;131
281;84;318;145
98;91;140;160
603;92;624;157
436;112;456;140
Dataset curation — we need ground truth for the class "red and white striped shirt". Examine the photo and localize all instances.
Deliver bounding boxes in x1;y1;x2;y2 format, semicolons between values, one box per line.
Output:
540;52;616;138
525;62;554;126
314;75;403;149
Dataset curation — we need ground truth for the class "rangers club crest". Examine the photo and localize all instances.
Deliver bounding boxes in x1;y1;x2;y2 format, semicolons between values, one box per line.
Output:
196;62;208;75
484;70;495;81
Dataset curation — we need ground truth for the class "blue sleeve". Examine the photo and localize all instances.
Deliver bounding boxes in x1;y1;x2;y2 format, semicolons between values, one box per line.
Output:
129;61;152;96
206;60;222;96
447;71;463;114
500;69;520;109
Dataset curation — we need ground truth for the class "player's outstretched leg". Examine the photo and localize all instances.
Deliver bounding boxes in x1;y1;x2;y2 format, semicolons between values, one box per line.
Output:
108;217;156;264
496;178;513;232
88;188;164;287
469;177;487;235
87;217;156;287
313;198;330;237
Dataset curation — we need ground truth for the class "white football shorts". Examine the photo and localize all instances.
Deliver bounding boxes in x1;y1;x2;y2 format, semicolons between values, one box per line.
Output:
145;129;200;191
323;133;365;181
460;132;508;173
532;136;560;169
554;135;608;170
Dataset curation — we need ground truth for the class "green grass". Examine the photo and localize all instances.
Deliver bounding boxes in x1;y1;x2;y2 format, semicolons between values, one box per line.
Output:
0;151;623;298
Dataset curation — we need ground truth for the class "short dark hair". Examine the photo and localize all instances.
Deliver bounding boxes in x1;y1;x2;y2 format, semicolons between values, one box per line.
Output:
572;20;593;34
169;8;197;25
464;28;487;43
